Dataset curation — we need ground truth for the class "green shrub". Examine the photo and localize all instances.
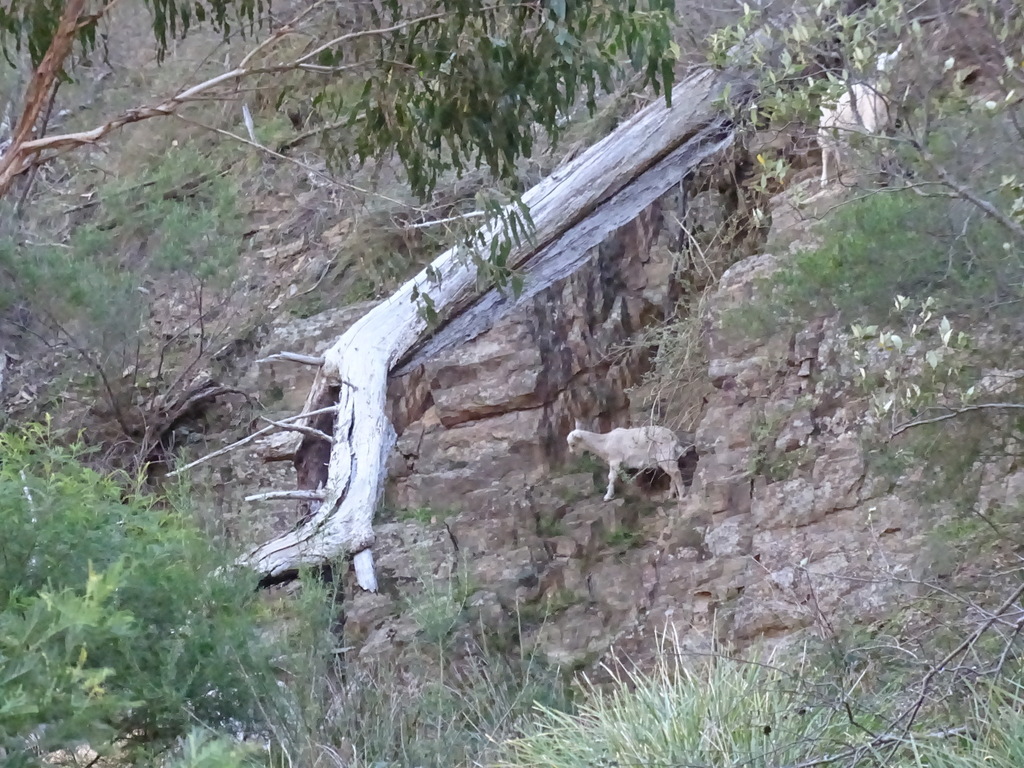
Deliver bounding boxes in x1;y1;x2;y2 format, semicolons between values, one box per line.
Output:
0;144;246;457
732;192;1021;335
0;424;282;764
270;640;574;768
499;634;856;768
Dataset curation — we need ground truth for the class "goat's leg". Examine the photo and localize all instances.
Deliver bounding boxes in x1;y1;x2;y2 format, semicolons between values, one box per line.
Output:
820;143;832;187
661;461;686;501
604;461;619;501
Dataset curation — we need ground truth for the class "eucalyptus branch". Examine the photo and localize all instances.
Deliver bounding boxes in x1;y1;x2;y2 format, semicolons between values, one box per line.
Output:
912;141;1024;242
891;402;1024;437
0;2;536;198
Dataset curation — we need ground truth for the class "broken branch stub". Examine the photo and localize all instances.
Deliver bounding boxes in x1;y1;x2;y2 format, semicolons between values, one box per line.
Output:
237;67;753;591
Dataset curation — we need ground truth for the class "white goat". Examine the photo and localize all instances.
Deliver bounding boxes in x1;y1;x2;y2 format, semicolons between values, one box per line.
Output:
818;44;902;188
567;422;689;502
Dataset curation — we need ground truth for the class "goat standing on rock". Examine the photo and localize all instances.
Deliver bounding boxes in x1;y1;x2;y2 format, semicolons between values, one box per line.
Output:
818;44;902;188
567;421;691;502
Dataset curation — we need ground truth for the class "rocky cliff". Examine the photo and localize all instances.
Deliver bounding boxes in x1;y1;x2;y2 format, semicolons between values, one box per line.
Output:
198;177;995;670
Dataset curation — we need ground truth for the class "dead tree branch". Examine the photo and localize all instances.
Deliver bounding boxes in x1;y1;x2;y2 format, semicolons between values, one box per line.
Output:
167;404;339;477
891;402;1024;437
233;66;752;592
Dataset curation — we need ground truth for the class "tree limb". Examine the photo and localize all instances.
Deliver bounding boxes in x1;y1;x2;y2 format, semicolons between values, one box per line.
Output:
0;0;86;196
245;489;325;502
891;402;1024;437
167;404;339;476
258;416;334;443
913;142;1024;242
0;3;541;198
234;66;754;592
255;353;326;366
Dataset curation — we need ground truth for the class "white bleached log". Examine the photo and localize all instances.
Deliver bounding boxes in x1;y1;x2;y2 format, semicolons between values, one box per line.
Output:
237;67;752;591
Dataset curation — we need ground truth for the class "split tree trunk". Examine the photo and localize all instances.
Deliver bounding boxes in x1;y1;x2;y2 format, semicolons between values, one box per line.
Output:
238;66;756;591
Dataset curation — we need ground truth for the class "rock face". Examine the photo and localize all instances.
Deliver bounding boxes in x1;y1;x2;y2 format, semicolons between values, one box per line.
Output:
211;181;945;669
385;206;674;512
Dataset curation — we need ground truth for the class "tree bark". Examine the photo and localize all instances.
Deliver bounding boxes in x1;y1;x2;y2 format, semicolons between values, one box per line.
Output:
0;0;86;197
238;66;756;591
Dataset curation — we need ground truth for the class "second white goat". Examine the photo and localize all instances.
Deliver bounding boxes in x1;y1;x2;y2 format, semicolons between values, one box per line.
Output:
818;44;902;187
567;423;689;502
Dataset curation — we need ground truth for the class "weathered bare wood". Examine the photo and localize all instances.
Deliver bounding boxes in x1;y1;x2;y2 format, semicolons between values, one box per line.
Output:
237;66;756;591
398;122;735;372
168;404;339;477
256;352;326;366
259;416;335;443
246;489;326;503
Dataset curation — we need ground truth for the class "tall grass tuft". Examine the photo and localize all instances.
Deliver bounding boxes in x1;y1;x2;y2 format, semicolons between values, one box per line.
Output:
499;631;856;768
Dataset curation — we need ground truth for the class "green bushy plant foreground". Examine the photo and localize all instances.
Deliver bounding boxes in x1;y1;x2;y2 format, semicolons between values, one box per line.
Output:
0;423;285;765
502;639;1024;768
4;425;1024;767
0;424;572;767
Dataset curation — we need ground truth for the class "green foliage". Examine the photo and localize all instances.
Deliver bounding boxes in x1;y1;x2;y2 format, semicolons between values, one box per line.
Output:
497;628;1024;768
165;729;265;768
394;505;452;524
500;634;857;767
747;404;814;483
906;685;1024;768
0;0;264;68
405;564;480;646
0;143;245;439
1;143;242;314
0;424;282;763
604;526;643;551
266;580;574;768
298;646;572;768
516;588;580;624
732;192;1020;336
707;0;1024;245
321;0;678;201
536;510;567;537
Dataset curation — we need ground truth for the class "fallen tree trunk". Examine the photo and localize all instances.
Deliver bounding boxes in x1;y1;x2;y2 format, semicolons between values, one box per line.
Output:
238;65;756;591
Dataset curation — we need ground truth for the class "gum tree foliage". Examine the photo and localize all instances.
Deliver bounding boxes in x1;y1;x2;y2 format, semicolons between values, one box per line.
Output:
0;0;263;67
0;0;678;207
322;0;680;201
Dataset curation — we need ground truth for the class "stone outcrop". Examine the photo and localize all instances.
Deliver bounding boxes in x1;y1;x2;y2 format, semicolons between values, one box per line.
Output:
206;179;958;670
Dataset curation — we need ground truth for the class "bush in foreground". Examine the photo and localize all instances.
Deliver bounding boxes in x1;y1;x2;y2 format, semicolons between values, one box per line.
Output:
0;424;281;765
499;628;1024;768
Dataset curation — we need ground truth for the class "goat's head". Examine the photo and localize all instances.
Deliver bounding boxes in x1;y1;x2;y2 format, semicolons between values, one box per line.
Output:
875;43;902;73
566;430;584;454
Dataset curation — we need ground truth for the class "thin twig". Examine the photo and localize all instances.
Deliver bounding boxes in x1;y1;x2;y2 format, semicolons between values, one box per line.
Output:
277;117;349;151
405;210;488;229
256;352;325;366
174;114;410;209
890;582;1024;741
245;489;325;503
167;404;339;476
914;142;1024;242
258;416;333;443
891;402;1024;437
781;726;971;768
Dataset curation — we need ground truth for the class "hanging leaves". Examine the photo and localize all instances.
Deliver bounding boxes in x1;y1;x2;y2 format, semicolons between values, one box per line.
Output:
322;0;678;201
0;0;264;69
